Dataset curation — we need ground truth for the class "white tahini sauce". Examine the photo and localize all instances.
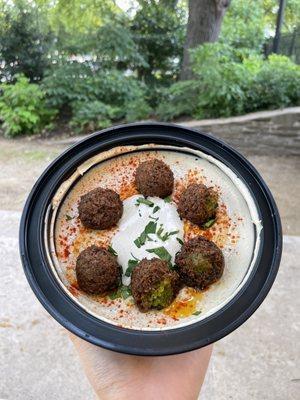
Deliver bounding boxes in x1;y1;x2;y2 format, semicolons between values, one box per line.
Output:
111;195;184;285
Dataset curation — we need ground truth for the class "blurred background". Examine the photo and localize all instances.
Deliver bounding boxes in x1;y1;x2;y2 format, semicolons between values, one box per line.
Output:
0;0;299;399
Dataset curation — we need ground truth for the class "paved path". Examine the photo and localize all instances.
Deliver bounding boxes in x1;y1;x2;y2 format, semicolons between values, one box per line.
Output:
49;107;300;156
0;210;299;400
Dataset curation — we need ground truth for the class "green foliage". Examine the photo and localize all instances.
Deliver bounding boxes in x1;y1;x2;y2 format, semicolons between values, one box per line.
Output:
156;80;200;121
0;0;53;81
42;62;151;132
42;62;147;109
190;44;258;118
94;17;147;69
70;101;122;133
246;55;300;111
130;0;186;83
70;96;152;133
263;0;300;34
46;0;116;36
221;0;265;51
125;99;152;123
157;43;300;120
1;0;300;137
0;74;56;137
44;0;117;53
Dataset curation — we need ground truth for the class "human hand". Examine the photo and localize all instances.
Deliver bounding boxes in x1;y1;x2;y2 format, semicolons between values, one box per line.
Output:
70;333;212;400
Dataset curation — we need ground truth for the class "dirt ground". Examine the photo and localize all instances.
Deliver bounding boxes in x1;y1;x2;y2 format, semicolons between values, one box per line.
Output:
0;137;299;235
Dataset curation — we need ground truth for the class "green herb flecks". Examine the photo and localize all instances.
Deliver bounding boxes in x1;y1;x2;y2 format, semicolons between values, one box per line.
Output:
108;290;120;300
146;246;172;266
125;258;140;277
65;214;72;221
145;221;157;234
109;285;132;300
107;245;118;256
119;285;132;299
153;205;160;214
163;196;172;203
135;197;154;207
193;310;202;316
201;218;216;229
157;224;179;242
134;221;157;248
149;215;159;221
176;237;184;245
130;252;139;261
165;230;179;240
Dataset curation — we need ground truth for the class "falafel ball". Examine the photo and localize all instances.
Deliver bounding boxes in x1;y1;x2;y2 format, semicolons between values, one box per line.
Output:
76;245;121;294
131;258;180;312
178;183;218;226
78;187;123;230
135;159;174;198
175;236;224;290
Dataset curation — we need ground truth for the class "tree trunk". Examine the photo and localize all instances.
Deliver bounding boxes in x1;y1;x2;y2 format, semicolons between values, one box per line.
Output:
180;0;231;80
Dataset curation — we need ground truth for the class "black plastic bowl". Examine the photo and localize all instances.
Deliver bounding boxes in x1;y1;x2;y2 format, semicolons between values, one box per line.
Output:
19;123;282;355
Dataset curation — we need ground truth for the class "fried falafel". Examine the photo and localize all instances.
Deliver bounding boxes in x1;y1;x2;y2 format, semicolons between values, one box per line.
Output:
135;159;174;198
131;258;180;312
175;236;224;290
178;183;218;226
78;187;123;230
76;245;121;294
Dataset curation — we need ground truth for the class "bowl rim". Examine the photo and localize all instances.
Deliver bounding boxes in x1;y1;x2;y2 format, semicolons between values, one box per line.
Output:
19;122;282;356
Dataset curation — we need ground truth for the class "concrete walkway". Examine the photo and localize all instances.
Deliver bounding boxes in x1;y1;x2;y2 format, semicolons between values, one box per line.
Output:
47;107;300;156
0;210;299;399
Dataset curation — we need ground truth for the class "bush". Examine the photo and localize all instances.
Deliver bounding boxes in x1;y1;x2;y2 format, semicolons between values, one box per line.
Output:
0;74;56;137
156;80;200;121
125;99;152;123
157;43;300;120
42;63;148;109
246;55;300;112
42;62;152;131
70;101;122;133
190;44;260;118
70;98;152;133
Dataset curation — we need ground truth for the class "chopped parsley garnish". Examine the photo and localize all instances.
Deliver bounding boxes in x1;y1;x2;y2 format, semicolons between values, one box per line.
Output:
65;214;72;221
146;246;172;265
120;285;132;299
193;310;202;316
176;237;184;245
108;290;120;300
163;196;172;203
157;224;164;238
125;258;139;276
109;285;132;300
134;221;157;248
149;215;159;221
145;221;157;234
134;233;147;248
157;224;179;242
135;197;154;207
107;245;118;256
130;252;139;261
153;205;160;214
202;218;216;229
